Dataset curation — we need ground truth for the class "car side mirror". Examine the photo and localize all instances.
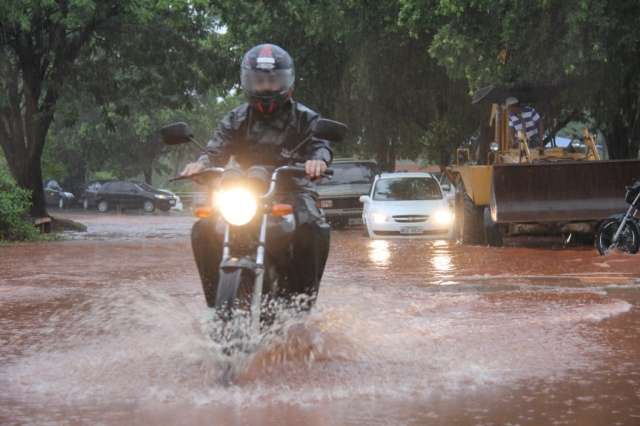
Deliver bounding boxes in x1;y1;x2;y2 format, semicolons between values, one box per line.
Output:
359;195;370;203
442;184;451;191
313;119;347;143
160;122;193;145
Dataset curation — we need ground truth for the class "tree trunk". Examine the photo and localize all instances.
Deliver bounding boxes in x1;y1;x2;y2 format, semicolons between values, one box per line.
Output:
605;116;632;159
1;138;47;219
16;154;48;218
0;99;53;218
143;165;153;185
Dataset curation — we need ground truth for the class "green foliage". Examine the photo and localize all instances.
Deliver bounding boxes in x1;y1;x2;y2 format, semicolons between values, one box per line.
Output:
0;168;37;241
399;0;640;158
1;0;236;216
44;91;243;190
92;171;116;181
218;0;477;169
6;0;640;212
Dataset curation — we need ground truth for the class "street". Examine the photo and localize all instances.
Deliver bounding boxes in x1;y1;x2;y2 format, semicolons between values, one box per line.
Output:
2;212;640;425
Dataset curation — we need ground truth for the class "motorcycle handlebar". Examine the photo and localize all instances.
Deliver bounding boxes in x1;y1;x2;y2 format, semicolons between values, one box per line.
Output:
275;164;334;177
168;167;225;182
171;165;332;182
169;165;333;200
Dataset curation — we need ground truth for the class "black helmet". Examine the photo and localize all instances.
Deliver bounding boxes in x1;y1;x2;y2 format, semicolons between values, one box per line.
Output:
241;44;295;115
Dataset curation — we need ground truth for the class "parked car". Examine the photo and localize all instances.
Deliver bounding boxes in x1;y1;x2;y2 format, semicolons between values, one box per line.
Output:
316;159;378;228
359;172;454;238
158;188;184;211
44;179;75;209
79;180;114;210
95;181;177;213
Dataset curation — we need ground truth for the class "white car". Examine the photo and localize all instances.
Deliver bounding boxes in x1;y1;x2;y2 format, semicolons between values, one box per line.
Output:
359;172;454;239
431;171;456;206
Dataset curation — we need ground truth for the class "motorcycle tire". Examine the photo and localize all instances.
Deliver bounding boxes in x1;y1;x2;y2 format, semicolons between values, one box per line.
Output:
595;218;640;255
214;269;255;317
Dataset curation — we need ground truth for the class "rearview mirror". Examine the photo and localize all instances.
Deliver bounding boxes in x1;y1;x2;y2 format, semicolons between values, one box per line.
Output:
313;119;347;143
160;122;193;145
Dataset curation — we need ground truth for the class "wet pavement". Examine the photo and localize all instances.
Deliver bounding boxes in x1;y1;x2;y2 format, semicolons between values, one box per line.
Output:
1;212;640;425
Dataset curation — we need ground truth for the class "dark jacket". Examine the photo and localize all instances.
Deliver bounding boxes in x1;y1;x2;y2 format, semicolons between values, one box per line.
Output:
198;100;332;193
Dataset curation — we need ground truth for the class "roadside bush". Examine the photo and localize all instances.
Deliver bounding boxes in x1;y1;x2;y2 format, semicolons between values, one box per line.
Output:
0;169;37;241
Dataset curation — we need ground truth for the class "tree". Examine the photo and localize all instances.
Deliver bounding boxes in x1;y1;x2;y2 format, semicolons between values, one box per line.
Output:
0;0;232;217
399;0;640;158
217;0;478;169
43;90;243;191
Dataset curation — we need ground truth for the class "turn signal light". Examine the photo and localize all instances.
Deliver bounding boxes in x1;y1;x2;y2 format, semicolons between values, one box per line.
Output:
194;207;213;218
271;204;293;217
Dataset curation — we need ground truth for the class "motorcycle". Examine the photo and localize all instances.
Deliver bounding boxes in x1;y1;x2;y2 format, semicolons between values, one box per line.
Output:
160;119;346;338
595;179;640;255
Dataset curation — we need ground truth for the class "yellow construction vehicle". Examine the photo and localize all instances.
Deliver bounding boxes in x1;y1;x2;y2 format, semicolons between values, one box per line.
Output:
447;85;640;246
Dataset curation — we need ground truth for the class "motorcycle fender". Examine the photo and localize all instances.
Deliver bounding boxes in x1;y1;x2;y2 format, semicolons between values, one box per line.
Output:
220;257;258;273
599;213;640;234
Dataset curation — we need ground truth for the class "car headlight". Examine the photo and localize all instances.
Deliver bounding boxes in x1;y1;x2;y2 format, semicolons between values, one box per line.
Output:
320;199;333;208
214;187;257;226
371;212;388;224
155;194;168;199
490;142;500;152
432;209;454;226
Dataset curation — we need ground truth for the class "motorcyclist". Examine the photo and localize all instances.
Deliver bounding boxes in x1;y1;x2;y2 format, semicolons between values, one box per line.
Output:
181;43;333;310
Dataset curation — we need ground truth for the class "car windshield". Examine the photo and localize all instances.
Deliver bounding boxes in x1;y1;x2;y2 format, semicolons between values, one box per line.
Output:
318;163;376;185
46;181;62;191
136;182;156;192
373;177;442;201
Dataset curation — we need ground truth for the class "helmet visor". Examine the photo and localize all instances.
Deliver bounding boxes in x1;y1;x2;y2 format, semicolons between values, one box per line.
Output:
241;68;294;96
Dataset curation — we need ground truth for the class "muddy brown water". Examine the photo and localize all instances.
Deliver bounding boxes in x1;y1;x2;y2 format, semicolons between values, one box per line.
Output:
1;212;640;425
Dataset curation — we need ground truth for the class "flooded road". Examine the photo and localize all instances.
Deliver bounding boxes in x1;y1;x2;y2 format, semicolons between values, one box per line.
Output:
2;212;640;425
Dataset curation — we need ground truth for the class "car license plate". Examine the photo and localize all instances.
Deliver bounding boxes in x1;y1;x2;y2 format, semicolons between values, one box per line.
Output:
348;218;363;225
169;199;176;205
320;199;333;208
400;226;423;234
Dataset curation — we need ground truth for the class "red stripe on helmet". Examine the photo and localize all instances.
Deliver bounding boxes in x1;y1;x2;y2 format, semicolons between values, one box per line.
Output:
258;44;273;58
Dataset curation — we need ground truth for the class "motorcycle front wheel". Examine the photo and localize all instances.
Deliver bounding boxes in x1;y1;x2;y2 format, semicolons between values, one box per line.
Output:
215;269;255;317
595;218;640;255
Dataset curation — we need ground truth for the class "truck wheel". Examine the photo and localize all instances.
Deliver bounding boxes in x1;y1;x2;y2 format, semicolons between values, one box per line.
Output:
483;207;504;247
456;193;485;245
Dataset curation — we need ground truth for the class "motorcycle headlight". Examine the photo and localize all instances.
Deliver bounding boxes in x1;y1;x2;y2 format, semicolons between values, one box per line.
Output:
214;187;257;226
432;209;454;226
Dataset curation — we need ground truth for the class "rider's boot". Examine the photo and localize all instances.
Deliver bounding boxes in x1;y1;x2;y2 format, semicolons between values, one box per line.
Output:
191;217;222;307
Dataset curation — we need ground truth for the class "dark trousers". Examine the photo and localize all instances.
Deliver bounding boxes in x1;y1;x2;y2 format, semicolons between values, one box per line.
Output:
190;192;330;308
